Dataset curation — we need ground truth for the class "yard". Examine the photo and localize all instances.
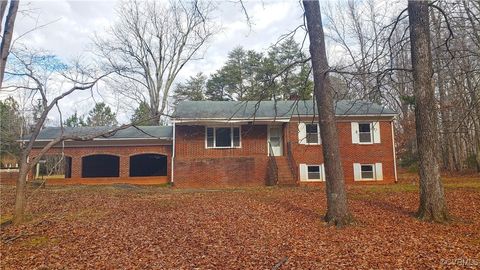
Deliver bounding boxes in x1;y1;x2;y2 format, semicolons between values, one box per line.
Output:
1;175;479;269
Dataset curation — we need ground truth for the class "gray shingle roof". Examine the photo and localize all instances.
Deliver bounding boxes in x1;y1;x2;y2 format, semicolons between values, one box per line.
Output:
173;100;396;120
23;126;173;141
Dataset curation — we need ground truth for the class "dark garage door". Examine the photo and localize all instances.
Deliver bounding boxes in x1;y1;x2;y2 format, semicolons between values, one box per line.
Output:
129;154;167;177
82;154;120;178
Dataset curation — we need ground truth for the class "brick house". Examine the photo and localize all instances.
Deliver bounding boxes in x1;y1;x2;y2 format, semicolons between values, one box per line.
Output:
25;100;397;187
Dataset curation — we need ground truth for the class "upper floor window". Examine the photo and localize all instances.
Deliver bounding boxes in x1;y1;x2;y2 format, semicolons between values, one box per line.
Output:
358;123;372;143
298;123;321;145
306;124;319;144
206;127;241;148
351;122;381;144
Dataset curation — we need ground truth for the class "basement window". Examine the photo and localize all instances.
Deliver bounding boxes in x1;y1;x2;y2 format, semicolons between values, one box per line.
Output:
206;127;241;148
307;165;321;180
360;164;374;179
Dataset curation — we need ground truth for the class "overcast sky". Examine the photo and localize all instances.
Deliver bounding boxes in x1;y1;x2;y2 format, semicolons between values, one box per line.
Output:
4;0;398;124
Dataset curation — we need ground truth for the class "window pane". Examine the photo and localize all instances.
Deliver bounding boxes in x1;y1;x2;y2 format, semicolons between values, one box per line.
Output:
359;123;371;132
306;134;318;144
215;128;231;147
359;132;372;143
306;124;318;144
361;165;374;179
308;166;321;179
207;128;214;147
306;124;318;133
233;127;240;147
361;171;374;179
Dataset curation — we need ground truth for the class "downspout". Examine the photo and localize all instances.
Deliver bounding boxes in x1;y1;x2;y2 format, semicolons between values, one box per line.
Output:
171;121;175;185
391;120;398;183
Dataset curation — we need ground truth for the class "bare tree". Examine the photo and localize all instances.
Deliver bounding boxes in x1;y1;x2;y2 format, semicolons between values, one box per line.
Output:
408;0;448;222
93;0;215;125
303;0;353;227
3;48;144;224
0;0;20;88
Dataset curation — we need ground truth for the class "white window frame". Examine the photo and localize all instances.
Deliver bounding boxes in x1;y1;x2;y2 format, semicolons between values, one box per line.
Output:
304;123;322;145
300;164;325;182
205;126;242;149
307;165;324;181
360;164;375;180
358;122;373;144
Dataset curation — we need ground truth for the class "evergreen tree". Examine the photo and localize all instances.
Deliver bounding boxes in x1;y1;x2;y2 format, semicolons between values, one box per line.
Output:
0;97;23;162
173;73;207;103
131;101;155;125
86;102;118;126
64;111;86;127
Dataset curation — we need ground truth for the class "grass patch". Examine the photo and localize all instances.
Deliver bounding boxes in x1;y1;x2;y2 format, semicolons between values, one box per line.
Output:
22;236;58;247
443;180;480;190
65;209;108;222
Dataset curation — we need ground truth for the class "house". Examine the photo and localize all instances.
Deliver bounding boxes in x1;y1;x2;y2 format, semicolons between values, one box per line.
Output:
24;100;397;187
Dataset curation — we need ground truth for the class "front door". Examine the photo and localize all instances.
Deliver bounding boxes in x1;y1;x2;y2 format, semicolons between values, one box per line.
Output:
268;126;283;156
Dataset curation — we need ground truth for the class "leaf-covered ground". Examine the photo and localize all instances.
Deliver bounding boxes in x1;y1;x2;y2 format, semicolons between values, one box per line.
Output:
1;175;479;269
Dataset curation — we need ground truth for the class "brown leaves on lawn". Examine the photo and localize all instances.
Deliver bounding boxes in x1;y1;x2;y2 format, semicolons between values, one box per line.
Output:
1;176;479;269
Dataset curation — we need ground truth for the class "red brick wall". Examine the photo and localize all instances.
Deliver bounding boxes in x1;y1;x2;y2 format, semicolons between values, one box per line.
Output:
29;145;172;184
174;157;268;188
174;125;269;187
286;118;396;184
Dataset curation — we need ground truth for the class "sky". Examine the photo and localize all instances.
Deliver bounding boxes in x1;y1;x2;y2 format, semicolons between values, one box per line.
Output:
4;0;315;124
3;0;399;125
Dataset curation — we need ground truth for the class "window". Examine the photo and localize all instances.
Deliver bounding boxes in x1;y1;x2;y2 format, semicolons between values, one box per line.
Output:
360;164;374;179
358;123;372;143
307;165;322;180
300;164;325;181
306;123;320;144
206;127;241;148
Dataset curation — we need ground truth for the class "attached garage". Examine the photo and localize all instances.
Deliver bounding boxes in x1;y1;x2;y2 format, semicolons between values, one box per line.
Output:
129;154;167;177
82;154;120;178
25;126;173;184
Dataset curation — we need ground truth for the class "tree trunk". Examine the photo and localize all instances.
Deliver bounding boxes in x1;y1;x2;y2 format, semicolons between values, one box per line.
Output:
13;152;28;224
303;0;353;227
408;0;449;222
0;0;19;88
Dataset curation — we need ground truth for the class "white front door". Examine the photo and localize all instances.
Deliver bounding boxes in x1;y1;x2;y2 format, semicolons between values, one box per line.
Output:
268;126;283;156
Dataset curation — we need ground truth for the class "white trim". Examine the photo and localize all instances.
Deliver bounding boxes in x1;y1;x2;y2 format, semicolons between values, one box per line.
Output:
267;125;283;156
298;123;306;145
175;114;397;122
301;164;325;182
375;163;383;180
171;122;176;184
391;121;398;183
299;164;308;181
354;163;385;181
351;122;359;144
205;126;242;149
302;122;322;145
357;122;374;144
357;164;375;181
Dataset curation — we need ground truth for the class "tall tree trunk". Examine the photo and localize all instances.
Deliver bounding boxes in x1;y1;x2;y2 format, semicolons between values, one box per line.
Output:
0;0;19;88
408;0;449;222
13;152;28;224
303;0;353;227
